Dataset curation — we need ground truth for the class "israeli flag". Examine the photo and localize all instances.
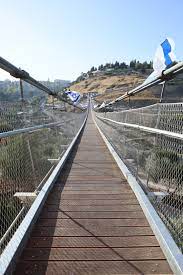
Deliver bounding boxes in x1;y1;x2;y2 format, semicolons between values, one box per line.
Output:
143;38;176;85
65;90;81;104
153;37;176;74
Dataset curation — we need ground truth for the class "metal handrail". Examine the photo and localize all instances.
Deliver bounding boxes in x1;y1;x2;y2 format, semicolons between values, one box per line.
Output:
0;121;62;139
0;116;82;138
95;114;183;140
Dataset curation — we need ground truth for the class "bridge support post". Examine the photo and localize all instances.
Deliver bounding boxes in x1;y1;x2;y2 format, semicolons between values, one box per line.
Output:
19;79;24;104
159;81;166;103
128;96;131;108
26;137;37;188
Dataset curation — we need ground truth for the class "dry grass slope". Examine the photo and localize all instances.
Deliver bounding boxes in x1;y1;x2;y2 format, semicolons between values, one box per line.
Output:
70;74;145;95
69;73;158;104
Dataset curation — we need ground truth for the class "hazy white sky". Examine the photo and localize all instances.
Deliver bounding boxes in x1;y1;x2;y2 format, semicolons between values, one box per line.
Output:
0;0;183;81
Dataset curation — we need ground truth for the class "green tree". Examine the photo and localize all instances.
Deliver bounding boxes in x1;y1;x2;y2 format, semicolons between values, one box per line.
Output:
130;59;136;69
98;64;104;70
114;61;120;68
120;62;127;69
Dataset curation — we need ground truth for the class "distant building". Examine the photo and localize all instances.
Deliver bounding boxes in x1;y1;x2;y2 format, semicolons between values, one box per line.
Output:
91;70;103;76
105;68;113;72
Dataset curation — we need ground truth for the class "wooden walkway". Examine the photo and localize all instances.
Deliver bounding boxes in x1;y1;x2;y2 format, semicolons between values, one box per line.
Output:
14;112;172;274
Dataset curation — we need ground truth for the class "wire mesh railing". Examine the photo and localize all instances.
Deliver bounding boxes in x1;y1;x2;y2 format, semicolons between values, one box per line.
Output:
94;102;183;252
0;101;86;254
96;102;183;133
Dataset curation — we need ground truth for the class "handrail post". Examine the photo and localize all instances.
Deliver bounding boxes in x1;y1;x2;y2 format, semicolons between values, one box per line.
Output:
159;81;166;103
19;79;24;104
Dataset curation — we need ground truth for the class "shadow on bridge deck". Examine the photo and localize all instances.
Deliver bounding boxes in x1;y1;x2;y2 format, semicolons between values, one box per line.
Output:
14;112;172;274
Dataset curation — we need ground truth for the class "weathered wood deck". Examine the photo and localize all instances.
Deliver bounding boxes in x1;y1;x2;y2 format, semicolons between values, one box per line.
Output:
14;112;172;274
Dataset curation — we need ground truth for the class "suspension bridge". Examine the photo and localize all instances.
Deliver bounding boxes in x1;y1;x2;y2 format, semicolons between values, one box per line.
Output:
0;57;183;274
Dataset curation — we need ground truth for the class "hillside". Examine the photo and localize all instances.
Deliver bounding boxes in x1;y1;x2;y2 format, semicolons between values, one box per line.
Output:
70;73;145;94
70;70;183;107
69;71;158;106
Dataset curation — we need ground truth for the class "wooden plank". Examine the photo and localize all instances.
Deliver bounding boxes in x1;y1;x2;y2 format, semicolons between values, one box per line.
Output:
36;218;149;227
40;211;146;219
53;185;132;191
61;171;122;176
32;226;154;237
26;236;160;248
43;204;142;212
59;178;124;183
51;190;133;195
51;185;132;190
14;260;172;275
62;168;122;173
56;181;126;184
53;186;128;191
47;194;137;200
45;199;139;205
20;247;165;261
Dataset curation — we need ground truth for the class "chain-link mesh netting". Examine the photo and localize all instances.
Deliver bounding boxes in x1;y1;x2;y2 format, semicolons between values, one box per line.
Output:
97;103;183;133
94;102;183;252
0;101;86;253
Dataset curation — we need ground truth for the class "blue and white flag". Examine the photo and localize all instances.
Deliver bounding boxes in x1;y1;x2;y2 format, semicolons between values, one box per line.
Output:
143;38;176;85
65;90;81;104
153;37;176;74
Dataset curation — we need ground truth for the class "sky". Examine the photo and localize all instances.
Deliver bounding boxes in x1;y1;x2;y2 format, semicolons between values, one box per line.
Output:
0;0;183;81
